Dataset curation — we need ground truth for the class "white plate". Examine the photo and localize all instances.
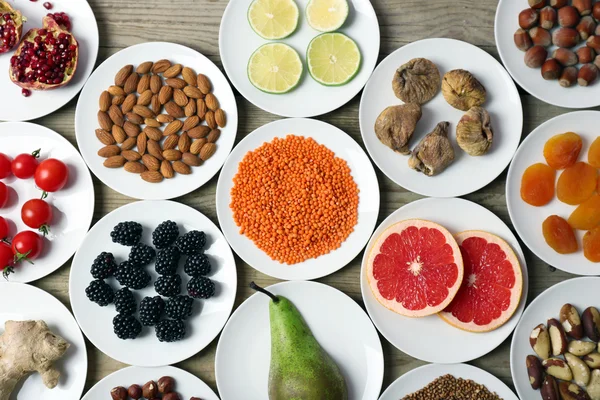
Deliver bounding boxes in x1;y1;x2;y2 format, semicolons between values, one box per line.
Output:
495;0;600;109
215;280;384;400
0;122;94;283
361;197;529;364
511;277;600;399
359;38;523;198
0;282;87;399
81;365;219;400
380;363;518;400
0;0;99;121
75;42;238;200
507;111;600;275
219;0;379;117
216;118;380;281
69;200;237;367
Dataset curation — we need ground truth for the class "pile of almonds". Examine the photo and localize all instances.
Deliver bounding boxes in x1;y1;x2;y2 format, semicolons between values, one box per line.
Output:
514;0;600;87
110;375;202;400
96;59;226;183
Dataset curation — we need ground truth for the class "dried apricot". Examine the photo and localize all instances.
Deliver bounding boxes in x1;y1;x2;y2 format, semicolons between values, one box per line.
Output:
568;195;600;230
542;215;578;254
588;137;600;168
521;163;556;206
543;132;583;169
556;162;597;205
584;228;600;262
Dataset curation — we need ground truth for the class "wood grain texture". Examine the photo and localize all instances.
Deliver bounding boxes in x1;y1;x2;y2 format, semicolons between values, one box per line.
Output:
19;0;589;396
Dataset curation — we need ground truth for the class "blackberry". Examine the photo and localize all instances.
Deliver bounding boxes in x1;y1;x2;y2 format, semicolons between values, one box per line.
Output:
85;279;114;306
184;253;211;277
139;296;165;326
155;246;180;275
155;319;186;342
187;276;215;299
110;221;143;246
128;243;156;266
175;230;206;255
165;295;194;320
114;288;137;315
152;220;179;249
90;252;117;279
113;314;142;340
154;274;182;297
115;261;151;290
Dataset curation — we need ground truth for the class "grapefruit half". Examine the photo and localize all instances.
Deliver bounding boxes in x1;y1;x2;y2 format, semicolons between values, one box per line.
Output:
439;231;523;333
366;219;464;318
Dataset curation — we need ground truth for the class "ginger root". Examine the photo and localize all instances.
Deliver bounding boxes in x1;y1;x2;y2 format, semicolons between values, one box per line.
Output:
0;320;70;400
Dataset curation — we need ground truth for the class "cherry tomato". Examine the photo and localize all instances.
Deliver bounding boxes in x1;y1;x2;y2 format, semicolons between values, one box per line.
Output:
11;149;40;179
0;182;7;208
12;231;43;261
34;158;68;193
0;153;11;179
21;199;53;235
0;242;14;278
0;217;9;240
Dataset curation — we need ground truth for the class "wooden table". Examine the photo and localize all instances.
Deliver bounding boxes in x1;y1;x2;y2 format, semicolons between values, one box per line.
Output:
30;0;580;396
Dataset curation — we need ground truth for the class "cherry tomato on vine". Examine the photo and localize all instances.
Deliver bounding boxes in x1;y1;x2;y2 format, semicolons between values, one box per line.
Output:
11;149;40;179
0;182;7;208
0;153;11;179
0;242;14;279
21;199;53;235
0;217;9;240
12;231;43;262
35;158;68;193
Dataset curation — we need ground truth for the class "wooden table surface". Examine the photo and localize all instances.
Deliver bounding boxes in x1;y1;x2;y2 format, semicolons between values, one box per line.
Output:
28;0;583;396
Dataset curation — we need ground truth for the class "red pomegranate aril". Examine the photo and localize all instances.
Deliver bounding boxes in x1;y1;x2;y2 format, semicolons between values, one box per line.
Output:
43;2;52;10
21;89;31;97
0;2;23;54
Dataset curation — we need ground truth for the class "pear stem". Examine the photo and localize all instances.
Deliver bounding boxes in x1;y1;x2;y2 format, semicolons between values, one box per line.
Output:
249;281;279;303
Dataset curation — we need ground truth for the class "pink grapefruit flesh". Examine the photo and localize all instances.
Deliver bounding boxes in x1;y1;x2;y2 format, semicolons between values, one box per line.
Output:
439;231;523;333
366;219;464;318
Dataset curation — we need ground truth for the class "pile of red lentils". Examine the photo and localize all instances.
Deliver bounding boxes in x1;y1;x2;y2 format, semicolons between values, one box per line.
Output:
230;135;359;264
402;375;503;400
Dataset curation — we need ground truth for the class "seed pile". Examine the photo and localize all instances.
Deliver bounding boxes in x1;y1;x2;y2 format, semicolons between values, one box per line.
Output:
401;375;503;400
230;135;359;264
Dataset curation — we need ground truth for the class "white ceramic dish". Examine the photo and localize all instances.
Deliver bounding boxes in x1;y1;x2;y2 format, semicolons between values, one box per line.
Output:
216;117;380;281
0;0;99;121
359;38;523;198
0;122;94;283
69;200;237;367
219;0;379;117
380;363;519;400
496;0;600;109
361;197;529;364
507;110;600;275
215;280;384;400
81;365;219;400
75;42;238;200
0;282;88;399
511;277;600;399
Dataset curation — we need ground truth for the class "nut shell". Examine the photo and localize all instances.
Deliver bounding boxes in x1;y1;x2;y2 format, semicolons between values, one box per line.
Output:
553;27;581;47
542;58;563;80
392;58;441;105
578;64;598;86
541;6;558;29
142;381;158;398
515;28;533;51
441;69;486;111
128;384;143;399
559;6;581;27
530;27;553;46
520;8;540;29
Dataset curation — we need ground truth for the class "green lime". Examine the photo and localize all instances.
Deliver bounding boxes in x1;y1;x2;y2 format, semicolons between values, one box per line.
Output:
247;43;303;94
306;32;361;86
306;0;349;32
247;0;299;40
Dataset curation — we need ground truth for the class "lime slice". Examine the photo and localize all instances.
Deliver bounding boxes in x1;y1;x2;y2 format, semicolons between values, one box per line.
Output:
306;0;349;32
306;32;361;86
247;0;299;40
247;43;303;94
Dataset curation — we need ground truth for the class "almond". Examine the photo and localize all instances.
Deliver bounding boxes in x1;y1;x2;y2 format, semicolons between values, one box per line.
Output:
98;111;113;131
132;105;155;118
141;170;163;183
137;90;153;106
115;65;133;87
126;112;144;125
163;134;179;151
182;152;202;166
112;125;127;143
108;85;126;96
159;85;173;105
165;101;185;118
147;140;164;160
145;118;161;128
123;121;140;138
122;150;141;161
173;89;189;107
150;75;162;94
104;155;126;168
152;59;171;74
121;137;137;151
157;114;175;123
164;63;183;79
188;125;211;139
197;74;212;94
215;109;226;127
205;110;217;129
183;116;200;131
164;120;184;136
207;129;221;143
112;95;125;106
144;126;163;141
137;132;148;155
205;93;219;111
190;138;207;155
124;161;147;174
136;61;153;74
108;105;125;127
183;85;203;99
163;149;182;161
166;78;187;89
182;67;197;86
124;73;140;94
99;91;111;112
95;129;115;145
137;74;151;94
172;160;191;175
178;132;191;153
160;160;175;179
122;93;137;113
199;143;217;161
142;154;160;171
151;95;161;114
98;145;120;158
185;99;197;117
197;98;207;119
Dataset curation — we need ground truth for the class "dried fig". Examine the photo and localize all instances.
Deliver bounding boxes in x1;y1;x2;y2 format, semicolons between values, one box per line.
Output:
408;121;455;176
392;58;441;104
442;69;486;111
456;107;493;156
374;103;422;155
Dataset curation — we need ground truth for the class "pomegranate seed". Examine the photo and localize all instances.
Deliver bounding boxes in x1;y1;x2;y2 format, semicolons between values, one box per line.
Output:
21;89;31;97
43;2;52;10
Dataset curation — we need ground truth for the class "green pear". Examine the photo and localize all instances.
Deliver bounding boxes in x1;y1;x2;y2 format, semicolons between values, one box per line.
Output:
250;282;348;400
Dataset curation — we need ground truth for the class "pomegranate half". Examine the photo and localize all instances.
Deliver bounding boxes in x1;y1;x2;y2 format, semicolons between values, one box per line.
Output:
9;15;78;91
0;0;24;54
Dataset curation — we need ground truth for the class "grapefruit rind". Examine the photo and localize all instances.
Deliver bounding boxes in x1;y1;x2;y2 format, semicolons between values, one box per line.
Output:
366;219;464;318
438;230;523;333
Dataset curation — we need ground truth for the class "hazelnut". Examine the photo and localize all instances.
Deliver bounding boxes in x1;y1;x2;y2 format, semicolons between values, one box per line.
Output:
577;16;597;40
553;48;578;66
558;6;581;27
550;0;568;8
542;59;563;80
525;45;548;68
594;54;600;69
540;6;557;29
142;381;158;398
158;376;176;393
529;27;552;46
588;35;600;51
111;387;128;400
128;384;142;399
529;0;546;9
594;2;600;20
578;64;598;86
190;398;202;400
574;0;592;16
515;28;533;51
559;66;578;87
162;393;181;400
519;8;540;29
596;24;600;36
577;46;595;63
553;27;581;47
